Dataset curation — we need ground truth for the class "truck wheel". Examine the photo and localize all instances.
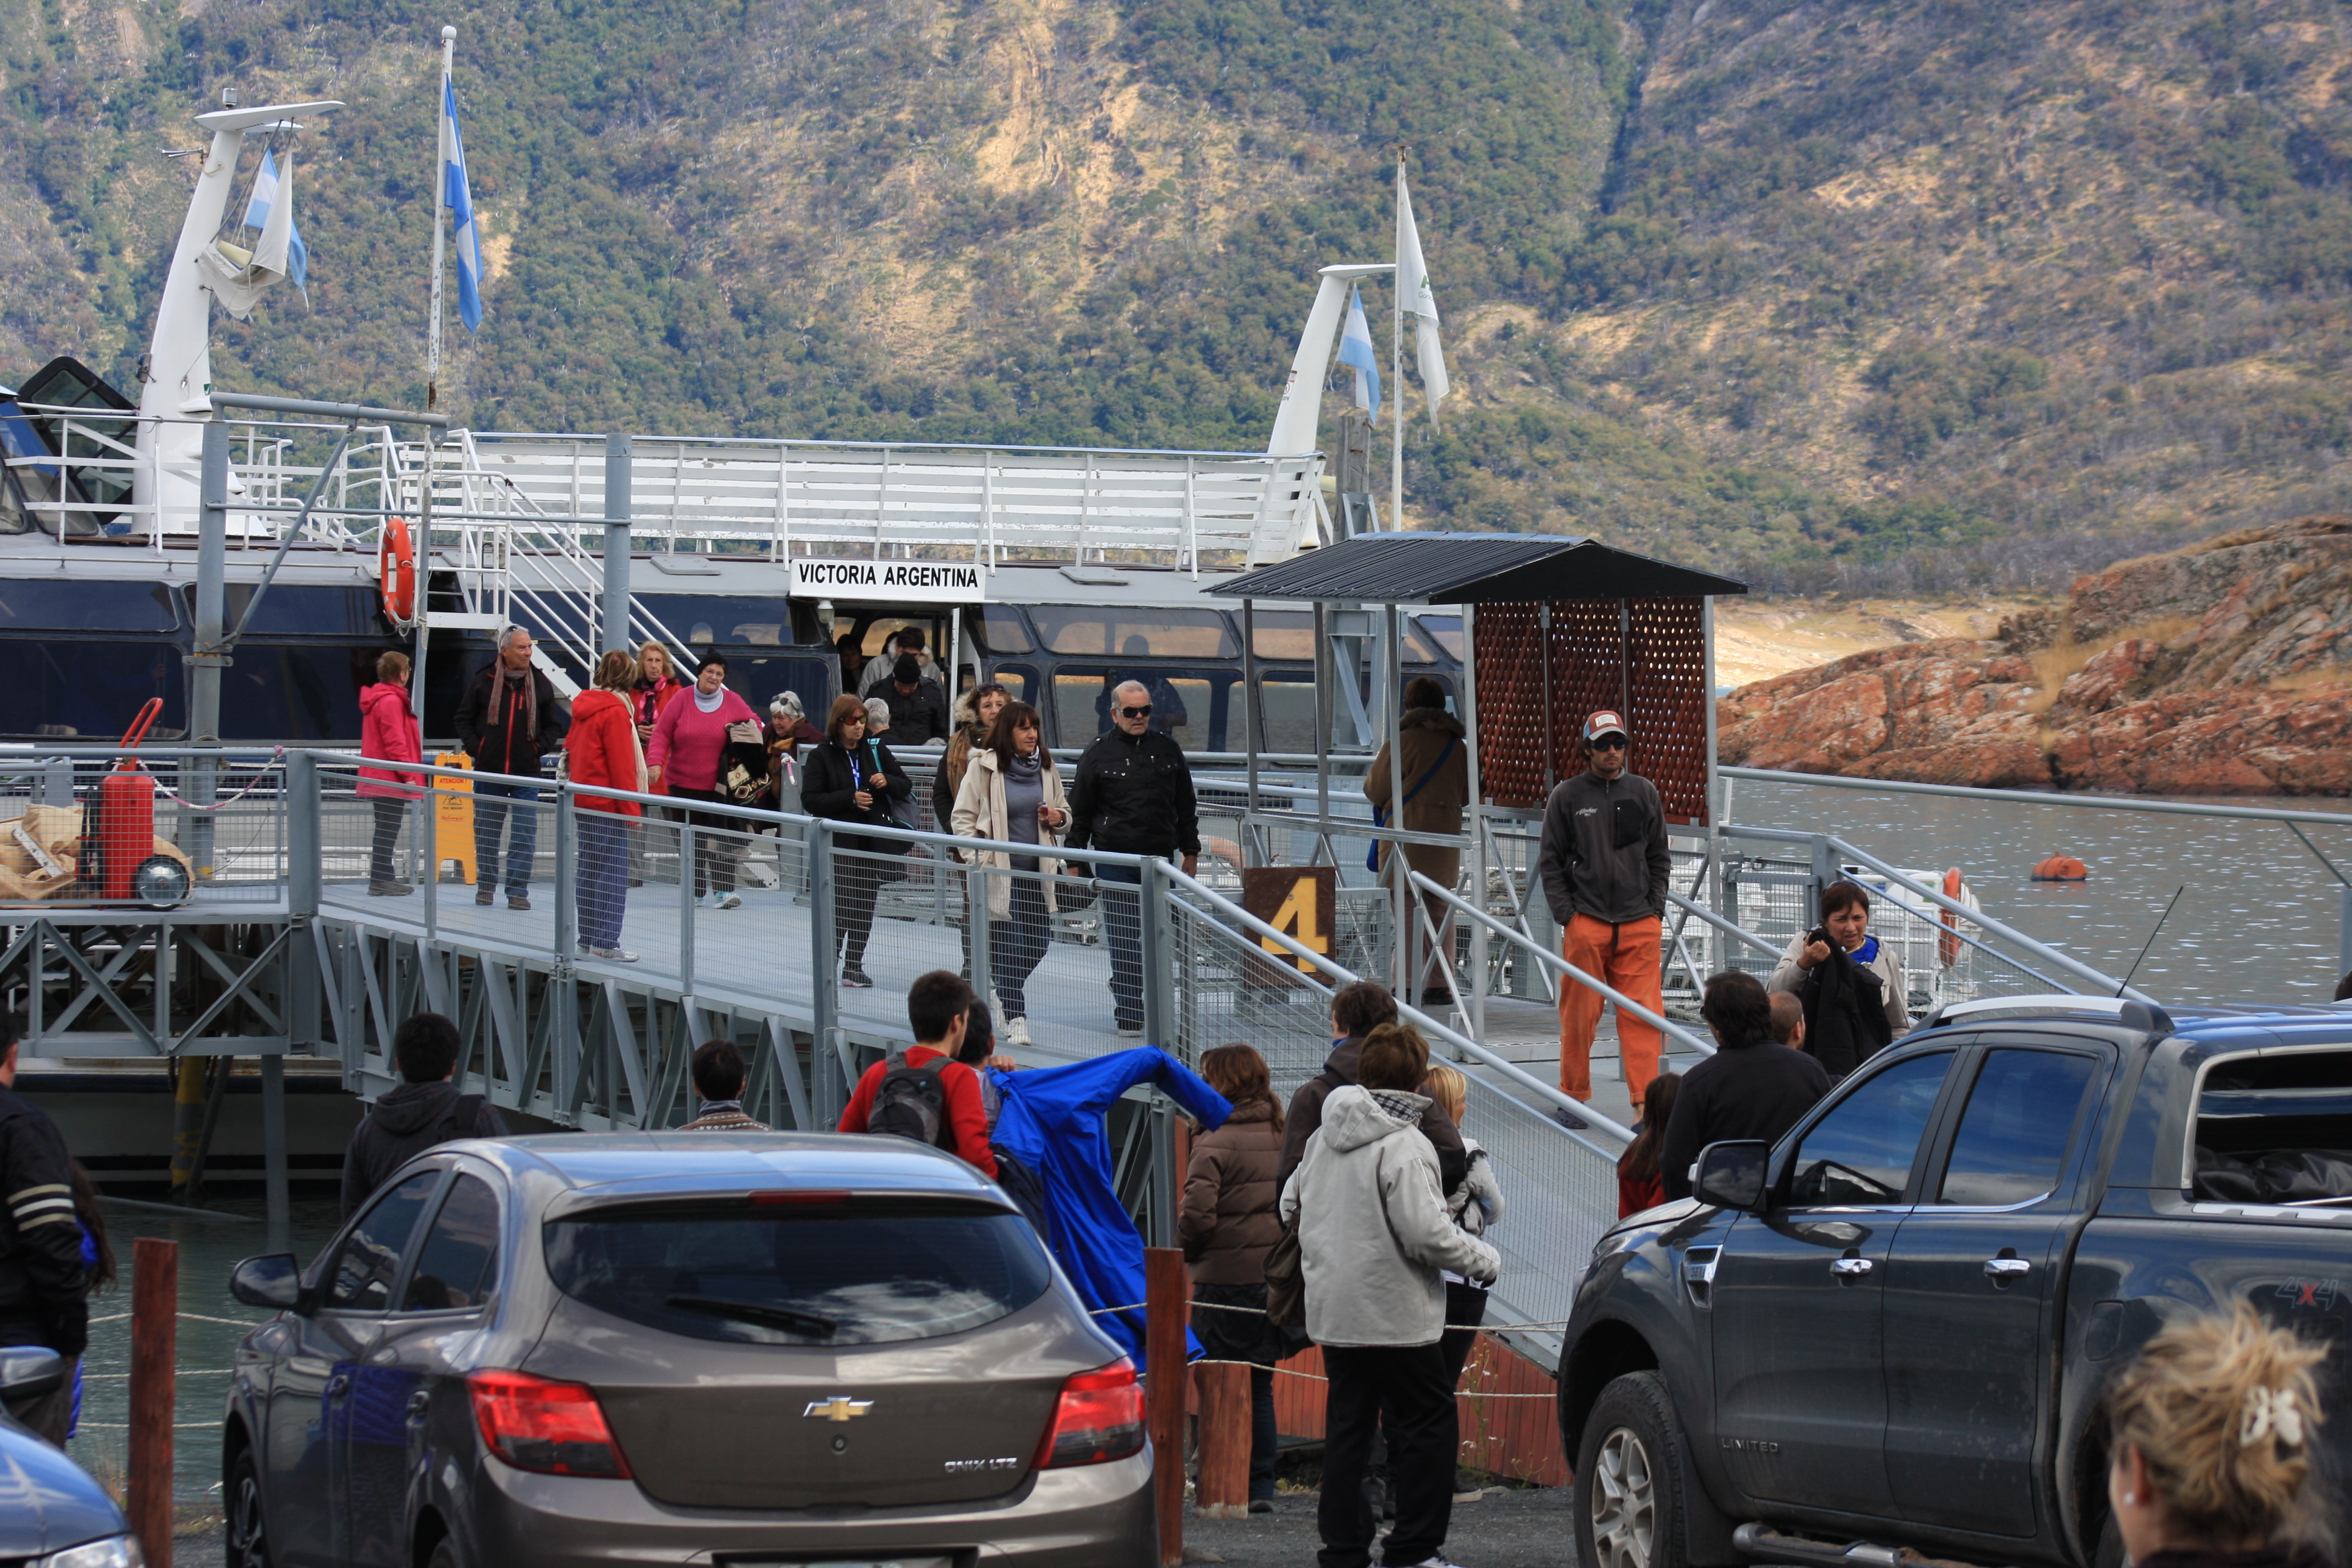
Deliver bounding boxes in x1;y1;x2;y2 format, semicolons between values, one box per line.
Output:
1575;1371;1692;1568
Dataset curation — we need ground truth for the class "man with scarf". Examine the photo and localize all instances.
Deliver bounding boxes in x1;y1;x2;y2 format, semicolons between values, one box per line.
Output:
454;627;569;910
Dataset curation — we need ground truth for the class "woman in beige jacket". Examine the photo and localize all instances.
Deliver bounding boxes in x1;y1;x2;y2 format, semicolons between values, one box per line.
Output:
1364;676;1469;1004
950;701;1069;1047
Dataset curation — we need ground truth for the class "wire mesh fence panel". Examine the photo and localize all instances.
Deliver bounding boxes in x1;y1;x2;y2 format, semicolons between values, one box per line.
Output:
0;752;286;911
1457;1067;1620;1367
1168;892;1339;1085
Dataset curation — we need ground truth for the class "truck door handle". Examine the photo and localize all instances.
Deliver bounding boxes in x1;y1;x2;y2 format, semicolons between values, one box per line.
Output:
1830;1256;1874;1278
1984;1257;2033;1280
327;1374;350;1398
407;1390;431;1416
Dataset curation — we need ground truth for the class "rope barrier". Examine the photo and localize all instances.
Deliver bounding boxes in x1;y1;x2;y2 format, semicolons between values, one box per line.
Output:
1189;1357;1557;1396
1098;1297;1576;1333
138;751;289;812
88;1310;264;1328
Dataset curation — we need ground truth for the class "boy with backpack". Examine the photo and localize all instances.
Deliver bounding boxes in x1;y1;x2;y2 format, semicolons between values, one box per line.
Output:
837;971;999;1178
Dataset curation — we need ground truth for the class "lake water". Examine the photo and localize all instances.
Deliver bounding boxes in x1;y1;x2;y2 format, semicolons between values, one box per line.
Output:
72;1195;345;1514
1730;776;2352;1009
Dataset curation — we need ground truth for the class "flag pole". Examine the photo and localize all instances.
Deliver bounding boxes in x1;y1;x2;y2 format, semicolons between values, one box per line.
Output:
426;25;455;411
1391;154;1406;534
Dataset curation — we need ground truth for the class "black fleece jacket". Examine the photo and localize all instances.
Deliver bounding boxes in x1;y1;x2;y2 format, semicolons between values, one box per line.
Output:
1065;727;1200;860
1537;769;1671;926
0;1086;88;1356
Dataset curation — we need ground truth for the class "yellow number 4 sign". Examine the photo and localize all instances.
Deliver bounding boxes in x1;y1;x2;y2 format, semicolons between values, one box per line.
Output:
1241;866;1335;984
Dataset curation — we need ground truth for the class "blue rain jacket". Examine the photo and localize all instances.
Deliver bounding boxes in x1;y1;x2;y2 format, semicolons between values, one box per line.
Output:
990;1047;1230;1362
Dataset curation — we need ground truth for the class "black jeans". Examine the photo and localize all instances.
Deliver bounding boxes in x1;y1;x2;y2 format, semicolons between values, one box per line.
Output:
834;855;889;971
1438;1279;1489;1391
1097;861;1145;1028
368;798;407;884
1249;1365;1277;1502
1318;1341;1458;1568
670;787;739;897
991;877;1053;1018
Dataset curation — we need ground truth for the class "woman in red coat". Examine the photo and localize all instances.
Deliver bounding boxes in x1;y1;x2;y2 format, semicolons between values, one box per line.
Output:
567;650;647;962
357;650;425;895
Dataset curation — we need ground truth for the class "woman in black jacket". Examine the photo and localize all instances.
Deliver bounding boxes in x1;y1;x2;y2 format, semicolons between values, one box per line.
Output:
801;693;914;988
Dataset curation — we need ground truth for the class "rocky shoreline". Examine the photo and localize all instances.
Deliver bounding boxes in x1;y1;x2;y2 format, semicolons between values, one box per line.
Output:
1716;518;2352;796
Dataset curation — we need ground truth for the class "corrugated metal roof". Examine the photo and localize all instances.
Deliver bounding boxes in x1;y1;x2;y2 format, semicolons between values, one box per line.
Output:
1204;533;1748;603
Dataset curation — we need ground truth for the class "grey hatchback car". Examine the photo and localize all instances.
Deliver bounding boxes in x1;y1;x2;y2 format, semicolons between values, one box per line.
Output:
220;1132;1154;1567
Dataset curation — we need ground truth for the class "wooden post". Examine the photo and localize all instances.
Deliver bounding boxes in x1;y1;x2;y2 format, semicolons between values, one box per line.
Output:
129;1236;178;1568
1193;1361;1252;1517
1145;1246;1187;1567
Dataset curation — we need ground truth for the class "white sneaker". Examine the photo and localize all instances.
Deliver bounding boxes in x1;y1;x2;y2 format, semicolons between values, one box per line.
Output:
1007;1018;1032;1047
718;892;742;910
1406;1556;1469;1568
598;946;639;964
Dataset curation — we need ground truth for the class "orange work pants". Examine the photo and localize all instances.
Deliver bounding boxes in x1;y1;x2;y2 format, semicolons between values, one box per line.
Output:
1558;912;1664;1111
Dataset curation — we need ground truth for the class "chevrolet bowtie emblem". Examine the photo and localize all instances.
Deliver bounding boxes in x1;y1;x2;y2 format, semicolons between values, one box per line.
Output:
805;1396;874;1423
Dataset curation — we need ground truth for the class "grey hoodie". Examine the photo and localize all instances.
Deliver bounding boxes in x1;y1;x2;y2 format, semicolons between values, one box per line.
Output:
1279;1086;1500;1348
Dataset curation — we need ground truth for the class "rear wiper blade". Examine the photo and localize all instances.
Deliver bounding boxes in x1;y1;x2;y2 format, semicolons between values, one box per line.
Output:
667;1295;838;1339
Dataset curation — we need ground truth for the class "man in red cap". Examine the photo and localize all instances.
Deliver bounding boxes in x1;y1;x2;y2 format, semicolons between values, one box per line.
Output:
1535;710;1671;1120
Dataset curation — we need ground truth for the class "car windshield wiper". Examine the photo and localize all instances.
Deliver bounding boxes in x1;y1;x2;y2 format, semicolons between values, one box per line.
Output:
666;1295;838;1339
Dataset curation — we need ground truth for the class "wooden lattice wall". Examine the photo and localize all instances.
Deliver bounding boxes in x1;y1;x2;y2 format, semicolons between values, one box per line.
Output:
1474;596;1712;824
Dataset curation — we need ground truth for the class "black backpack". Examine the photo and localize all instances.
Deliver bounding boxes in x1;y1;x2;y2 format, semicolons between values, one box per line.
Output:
869;1053;953;1150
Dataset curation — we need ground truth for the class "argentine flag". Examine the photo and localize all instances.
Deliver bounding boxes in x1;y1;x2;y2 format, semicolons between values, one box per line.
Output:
240;151;309;292
442;77;485;332
1336;283;1381;423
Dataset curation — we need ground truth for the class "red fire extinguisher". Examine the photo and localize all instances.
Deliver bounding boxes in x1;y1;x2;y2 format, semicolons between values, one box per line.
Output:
94;698;163;901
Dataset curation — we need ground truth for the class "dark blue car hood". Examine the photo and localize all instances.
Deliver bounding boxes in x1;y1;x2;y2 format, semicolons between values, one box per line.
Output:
0;1410;129;1557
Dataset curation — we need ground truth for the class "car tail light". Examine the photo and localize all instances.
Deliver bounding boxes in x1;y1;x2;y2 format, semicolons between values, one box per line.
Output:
466;1370;633;1478
1034;1357;1146;1469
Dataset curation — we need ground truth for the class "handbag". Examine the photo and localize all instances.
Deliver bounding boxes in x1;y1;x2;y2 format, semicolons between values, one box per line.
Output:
720;734;769;806
1263;1223;1307;1329
1367;734;1457;874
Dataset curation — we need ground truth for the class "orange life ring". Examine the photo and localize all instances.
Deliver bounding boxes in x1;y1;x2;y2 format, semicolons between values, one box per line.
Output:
379;517;417;626
1939;867;1964;968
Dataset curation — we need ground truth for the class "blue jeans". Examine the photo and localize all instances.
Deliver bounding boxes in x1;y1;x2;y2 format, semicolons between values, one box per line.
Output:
1097;861;1144;1028
577;815;629;949
472;781;541;895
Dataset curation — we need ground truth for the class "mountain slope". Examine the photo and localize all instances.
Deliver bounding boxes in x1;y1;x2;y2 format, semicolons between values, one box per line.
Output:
5;0;2352;579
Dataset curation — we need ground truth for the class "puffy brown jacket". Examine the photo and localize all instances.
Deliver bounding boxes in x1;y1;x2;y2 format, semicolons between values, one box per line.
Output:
1179;1099;1284;1285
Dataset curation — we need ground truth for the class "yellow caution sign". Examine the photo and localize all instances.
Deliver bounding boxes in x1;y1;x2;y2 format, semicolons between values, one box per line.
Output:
433;751;475;886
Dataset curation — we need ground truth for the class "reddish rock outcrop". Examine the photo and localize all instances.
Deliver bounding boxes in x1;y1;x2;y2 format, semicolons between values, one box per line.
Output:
1717;518;2352;795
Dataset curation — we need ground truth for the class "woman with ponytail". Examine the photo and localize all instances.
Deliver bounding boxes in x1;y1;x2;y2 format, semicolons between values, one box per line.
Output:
2108;1303;2332;1568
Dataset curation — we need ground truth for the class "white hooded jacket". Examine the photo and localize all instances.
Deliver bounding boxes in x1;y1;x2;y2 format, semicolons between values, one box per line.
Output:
1279;1085;1501;1348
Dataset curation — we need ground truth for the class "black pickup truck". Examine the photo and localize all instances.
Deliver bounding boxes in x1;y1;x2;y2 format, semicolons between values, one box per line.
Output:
1555;996;2352;1568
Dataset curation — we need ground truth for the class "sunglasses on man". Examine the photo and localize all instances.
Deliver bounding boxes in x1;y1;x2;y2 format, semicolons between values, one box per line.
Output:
1589;735;1628;751
1119;704;1154;719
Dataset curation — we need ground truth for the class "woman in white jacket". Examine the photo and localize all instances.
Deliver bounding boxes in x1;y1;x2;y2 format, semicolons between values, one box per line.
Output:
949;701;1068;1048
1281;1024;1498;1568
1766;878;1910;1078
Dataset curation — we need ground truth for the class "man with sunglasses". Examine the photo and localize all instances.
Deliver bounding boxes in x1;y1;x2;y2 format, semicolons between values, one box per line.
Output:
1067;681;1201;1037
1536;710;1672;1121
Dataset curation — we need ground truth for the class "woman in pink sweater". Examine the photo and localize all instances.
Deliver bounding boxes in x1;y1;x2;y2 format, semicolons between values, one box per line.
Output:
356;651;425;895
649;655;762;907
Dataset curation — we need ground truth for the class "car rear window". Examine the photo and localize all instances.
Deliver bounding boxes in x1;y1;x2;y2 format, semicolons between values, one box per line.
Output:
2195;1050;2352;1205
542;1198;1054;1346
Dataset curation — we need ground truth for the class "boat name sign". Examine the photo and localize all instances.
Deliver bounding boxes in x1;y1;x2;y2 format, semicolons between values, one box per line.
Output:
787;558;986;604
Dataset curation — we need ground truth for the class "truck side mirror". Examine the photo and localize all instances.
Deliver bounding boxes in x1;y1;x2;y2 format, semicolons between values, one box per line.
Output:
0;1346;64;1400
229;1253;309;1313
1693;1140;1771;1211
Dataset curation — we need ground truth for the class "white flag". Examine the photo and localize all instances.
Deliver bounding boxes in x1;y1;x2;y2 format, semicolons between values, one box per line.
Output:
1396;171;1450;422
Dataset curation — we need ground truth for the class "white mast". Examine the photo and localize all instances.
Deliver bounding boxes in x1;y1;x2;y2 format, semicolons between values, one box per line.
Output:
1266;263;1394;462
426;25;456;409
133;92;342;534
1391;154;1406;535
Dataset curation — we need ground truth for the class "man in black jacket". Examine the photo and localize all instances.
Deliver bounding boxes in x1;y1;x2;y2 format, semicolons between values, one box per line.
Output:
1066;680;1200;1036
1661;973;1829;1201
342;1013;511;1217
452;627;567;911
880;655;949;745
1535;709;1673;1118
0;1011;88;1444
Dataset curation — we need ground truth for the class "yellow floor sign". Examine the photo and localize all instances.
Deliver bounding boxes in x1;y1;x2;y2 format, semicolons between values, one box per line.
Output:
433;752;475;885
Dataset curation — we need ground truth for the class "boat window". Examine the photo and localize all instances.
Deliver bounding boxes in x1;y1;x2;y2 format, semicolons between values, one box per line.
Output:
1249;612;1316;662
1413;616;1464;663
632;596;795;653
988;664;1038;707
715;653;837;719
975;607;1033;654
0;640;185;740
0;581;178;633
220;584;386;638
1029;607;1236;659
219;645;376;742
860;616;941;658
1253;671;1357;756
1051;666;1232;752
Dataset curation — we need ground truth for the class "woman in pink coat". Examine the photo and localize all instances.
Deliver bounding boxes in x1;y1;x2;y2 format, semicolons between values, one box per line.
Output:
358;650;425;896
649;653;762;909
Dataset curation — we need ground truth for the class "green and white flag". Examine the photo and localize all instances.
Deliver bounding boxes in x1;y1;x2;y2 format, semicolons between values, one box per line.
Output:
1396;170;1450;422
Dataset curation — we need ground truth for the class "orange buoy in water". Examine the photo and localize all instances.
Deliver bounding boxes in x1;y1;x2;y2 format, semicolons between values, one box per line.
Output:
2033;855;2090;881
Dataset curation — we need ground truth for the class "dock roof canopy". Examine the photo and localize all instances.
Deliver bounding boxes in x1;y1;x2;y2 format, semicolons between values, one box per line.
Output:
1207;533;1747;604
